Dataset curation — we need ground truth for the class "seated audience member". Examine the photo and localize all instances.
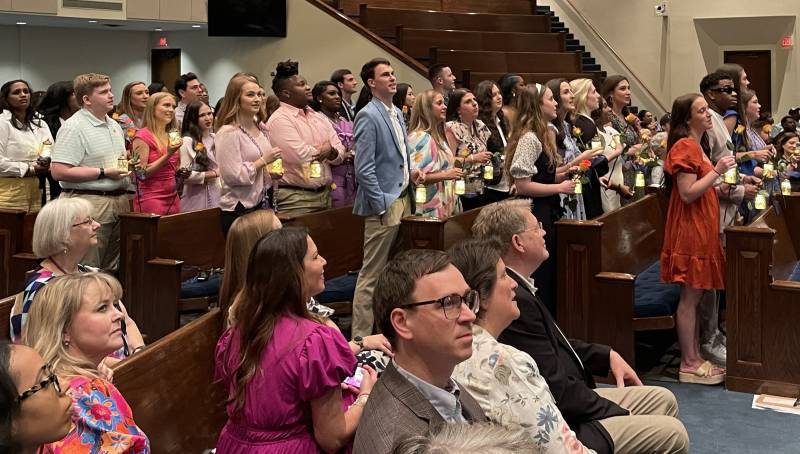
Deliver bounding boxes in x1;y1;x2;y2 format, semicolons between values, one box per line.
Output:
147;81;168;95
215;74;282;233
408;90;463;219
24;273;150;453
266;61;344;214
0;342;73;453
498;74;525;126
472;200;689;454
353;249;487;454
392;83;415;126
474;80;510;203
331;68;359;122
449;238;595;453
10;197;144;356
774;131;800;191
592;96;630;212
446;89;493;211
428;64;457;106
311;81;357;208
179;100;221;211
174;72;203;127
392;422;539;454
37;80;79;202
0;79;54;212
131;91;182;215
215;227;377;452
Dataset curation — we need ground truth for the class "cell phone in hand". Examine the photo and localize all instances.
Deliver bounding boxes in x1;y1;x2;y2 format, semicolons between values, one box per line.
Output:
343;367;363;388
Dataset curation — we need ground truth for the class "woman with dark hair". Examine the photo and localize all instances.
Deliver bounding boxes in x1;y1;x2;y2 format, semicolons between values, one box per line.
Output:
353;85;372;115
0;342;73;454
737;89;775;179
661;93;736;385
179;100;220;211
0;79;54;211
601;75;642;200
445;88;492;210
311;80;357;207
498;74;525;126
774;131;800;191
392;83;415;125
36;81;79;202
215;227;377;453
147;81;168;95
474;80;510;203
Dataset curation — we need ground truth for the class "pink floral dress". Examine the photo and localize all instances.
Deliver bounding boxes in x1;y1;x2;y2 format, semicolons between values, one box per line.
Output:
43;376;149;453
408;130;461;219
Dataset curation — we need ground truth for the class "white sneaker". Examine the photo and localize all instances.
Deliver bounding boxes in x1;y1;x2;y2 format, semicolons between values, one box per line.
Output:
700;332;727;366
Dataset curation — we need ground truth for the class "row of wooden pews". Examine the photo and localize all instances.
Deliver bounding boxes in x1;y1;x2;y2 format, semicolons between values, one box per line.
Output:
336;0;537;16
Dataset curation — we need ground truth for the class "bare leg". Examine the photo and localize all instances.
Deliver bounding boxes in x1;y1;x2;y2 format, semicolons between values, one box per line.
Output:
677;285;723;373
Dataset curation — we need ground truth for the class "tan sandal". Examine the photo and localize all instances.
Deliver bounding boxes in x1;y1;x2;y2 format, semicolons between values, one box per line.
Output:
679;360;725;385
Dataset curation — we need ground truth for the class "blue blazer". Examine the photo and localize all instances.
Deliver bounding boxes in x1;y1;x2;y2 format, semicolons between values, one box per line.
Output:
353;98;414;217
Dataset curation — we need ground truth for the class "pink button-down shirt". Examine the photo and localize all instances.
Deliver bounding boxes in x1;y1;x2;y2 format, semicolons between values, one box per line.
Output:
266;103;344;189
214;124;272;210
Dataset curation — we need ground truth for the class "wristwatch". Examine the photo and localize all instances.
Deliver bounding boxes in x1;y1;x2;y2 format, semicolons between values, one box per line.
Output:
353;336;364;351
98;167;105;179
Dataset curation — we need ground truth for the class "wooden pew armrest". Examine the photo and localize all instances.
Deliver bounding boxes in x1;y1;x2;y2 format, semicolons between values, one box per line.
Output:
770;280;800;292
592;272;636;364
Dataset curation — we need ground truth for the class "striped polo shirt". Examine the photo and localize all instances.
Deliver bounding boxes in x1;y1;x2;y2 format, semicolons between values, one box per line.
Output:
52;108;127;191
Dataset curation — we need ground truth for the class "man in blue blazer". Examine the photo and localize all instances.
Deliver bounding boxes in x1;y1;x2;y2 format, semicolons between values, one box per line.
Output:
351;57;418;338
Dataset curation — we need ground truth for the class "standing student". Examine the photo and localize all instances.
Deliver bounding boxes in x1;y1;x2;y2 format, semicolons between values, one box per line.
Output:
350;58;419;338
174;72;202;127
445;88;492;211
392;83;415;126
179;100;220;211
37;80;79;203
428;64;457;105
331;68;359;122
474;80;511;203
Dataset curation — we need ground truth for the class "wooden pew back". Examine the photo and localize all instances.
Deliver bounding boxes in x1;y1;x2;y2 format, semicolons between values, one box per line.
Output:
598;194;666;275
397;205;484;252
462;70;605;91
0;210;36;297
397;28;565;60
0;295;14;340
113;309;226;454
432;49;582;75
339;0;536;16
755;207;797;280
155;208;227;273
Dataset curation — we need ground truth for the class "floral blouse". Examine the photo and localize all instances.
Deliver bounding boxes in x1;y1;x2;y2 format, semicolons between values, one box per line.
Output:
453;325;595;454
44;376;150;453
408;130;462;219
447;120;492;197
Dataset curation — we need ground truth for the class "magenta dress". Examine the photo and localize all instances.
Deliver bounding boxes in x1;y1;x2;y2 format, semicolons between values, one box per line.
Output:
133;128;180;215
215;315;357;453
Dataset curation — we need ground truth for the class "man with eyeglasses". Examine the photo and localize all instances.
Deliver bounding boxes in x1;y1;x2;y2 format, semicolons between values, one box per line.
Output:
472;199;688;454
353;249;486;454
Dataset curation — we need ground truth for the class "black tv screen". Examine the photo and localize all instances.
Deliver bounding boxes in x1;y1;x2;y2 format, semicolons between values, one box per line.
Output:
208;0;287;37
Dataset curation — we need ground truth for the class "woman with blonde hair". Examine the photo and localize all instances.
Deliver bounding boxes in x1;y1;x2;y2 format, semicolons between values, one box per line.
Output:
214;74;282;233
131;91;182;214
408;90;464;218
23;272;150;452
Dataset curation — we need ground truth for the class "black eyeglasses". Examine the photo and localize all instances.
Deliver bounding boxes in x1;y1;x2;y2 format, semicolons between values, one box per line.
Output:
710;86;736;94
18;364;61;402
400;290;480;320
71;217;95;227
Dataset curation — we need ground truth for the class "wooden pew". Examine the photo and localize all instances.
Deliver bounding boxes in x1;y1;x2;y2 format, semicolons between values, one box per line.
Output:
339;0;537;16
431;48;583;76
462;70;605;91
0;294;14;340
119;208;226;342
0;209;37;297
396;205;484;253
113;308;226;454
725;194;800;397
360;5;550;39
556;193;674;365
397;28;565;61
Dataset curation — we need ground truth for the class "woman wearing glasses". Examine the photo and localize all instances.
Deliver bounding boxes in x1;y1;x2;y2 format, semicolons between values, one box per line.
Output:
449;239;594;454
0;342;73;453
9;198;144;363
23;272;150;453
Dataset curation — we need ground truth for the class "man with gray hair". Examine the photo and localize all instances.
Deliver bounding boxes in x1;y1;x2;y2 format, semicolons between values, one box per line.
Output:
472;199;688;454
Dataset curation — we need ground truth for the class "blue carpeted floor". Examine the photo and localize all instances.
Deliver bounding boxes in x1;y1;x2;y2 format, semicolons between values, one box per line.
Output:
646;381;800;453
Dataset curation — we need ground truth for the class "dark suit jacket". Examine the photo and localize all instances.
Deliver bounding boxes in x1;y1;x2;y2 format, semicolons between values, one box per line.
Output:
352;362;486;454
498;269;628;454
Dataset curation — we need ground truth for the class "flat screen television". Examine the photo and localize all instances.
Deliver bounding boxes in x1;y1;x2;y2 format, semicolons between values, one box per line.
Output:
208;0;287;37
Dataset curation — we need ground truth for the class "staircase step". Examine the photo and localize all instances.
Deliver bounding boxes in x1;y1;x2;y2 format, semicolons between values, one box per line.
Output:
552;26;567;33
582;56;596;65
552;21;565;28
583;63;602;72
565;32;574;40
535;5;551;13
566;38;580;46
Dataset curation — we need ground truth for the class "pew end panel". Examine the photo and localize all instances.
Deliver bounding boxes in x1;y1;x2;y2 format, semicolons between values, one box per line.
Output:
8;252;40;295
113;308;227;454
555;219;603;341
0;209;36;298
0;294;14;340
398;216;447;252
593;272;637;364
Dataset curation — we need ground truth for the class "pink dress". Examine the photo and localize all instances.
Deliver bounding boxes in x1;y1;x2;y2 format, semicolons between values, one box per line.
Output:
133;128;180;215
214;315;357;453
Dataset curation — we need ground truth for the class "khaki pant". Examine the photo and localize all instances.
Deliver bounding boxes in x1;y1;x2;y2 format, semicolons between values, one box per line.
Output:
596;386;689;454
0;177;40;212
276;187;331;214
350;195;411;338
60;192;130;272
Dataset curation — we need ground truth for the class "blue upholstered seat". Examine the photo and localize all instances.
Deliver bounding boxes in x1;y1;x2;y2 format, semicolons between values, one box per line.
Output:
789;262;800;282
317;273;358;304
634;262;681;318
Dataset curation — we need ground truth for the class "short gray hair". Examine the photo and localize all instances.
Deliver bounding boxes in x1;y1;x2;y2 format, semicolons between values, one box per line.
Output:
32;197;93;258
471;199;531;254
392;422;537;453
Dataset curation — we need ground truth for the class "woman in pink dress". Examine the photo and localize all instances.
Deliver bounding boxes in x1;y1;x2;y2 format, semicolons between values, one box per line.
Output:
131;91;181;215
215;227;377;453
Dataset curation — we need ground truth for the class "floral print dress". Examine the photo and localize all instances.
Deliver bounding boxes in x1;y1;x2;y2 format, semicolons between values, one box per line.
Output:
453;325;595;454
408;130;461;218
44;376;150;453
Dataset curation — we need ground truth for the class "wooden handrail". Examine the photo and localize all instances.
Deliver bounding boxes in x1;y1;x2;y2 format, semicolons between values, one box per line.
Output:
305;0;428;77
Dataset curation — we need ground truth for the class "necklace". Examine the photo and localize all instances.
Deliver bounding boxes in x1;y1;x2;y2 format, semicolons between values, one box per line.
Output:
47;256;71;275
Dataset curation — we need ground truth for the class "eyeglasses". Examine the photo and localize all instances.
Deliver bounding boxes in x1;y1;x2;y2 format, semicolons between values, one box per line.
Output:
400;290;480;320
516;222;544;235
18;363;61;402
710;86;736;94
71;217;95;227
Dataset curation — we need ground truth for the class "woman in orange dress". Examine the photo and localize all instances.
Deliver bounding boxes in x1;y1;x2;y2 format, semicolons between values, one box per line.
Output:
661;93;736;385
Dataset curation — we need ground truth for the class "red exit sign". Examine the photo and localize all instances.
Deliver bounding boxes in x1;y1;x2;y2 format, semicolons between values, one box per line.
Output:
158;37;168;47
781;36;793;48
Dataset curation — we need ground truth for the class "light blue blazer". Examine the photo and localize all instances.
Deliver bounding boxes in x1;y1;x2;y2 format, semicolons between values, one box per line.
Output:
353;98;414;217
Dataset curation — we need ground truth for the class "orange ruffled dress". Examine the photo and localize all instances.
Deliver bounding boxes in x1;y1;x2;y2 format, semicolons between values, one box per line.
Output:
660;138;725;290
